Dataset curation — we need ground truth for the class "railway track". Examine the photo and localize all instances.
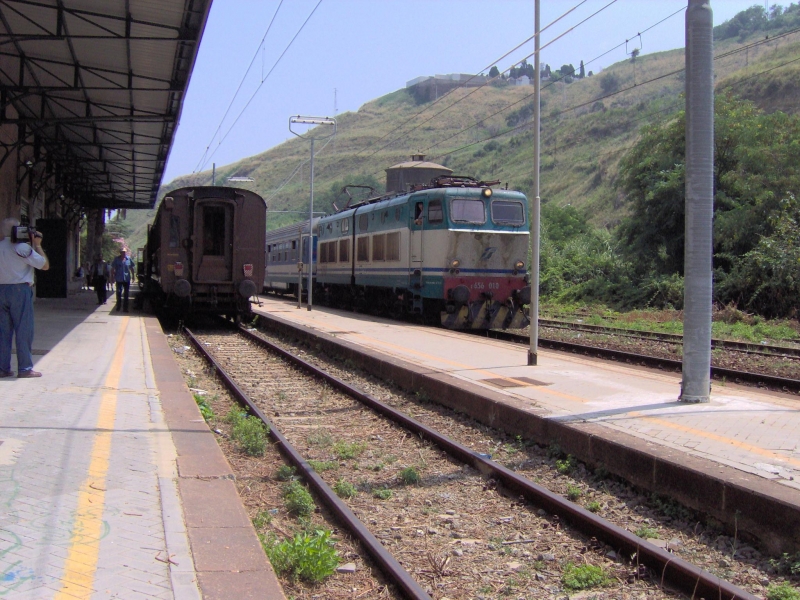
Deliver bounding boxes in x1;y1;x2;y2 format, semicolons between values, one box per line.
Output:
184;323;761;600
480;328;800;394
538;318;800;358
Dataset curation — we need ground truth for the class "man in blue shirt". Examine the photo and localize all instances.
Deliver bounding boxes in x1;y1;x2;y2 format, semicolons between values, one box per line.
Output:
110;247;135;313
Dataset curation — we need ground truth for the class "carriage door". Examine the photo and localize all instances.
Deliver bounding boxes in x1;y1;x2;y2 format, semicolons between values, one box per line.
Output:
409;196;425;265
194;201;234;282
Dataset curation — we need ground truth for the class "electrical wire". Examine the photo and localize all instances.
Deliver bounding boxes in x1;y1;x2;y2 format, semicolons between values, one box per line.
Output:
359;0;624;164
194;0;285;173
353;0;593;160
197;0;324;173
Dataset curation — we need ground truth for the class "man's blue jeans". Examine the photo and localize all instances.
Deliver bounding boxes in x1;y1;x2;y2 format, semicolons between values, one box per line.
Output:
0;283;35;373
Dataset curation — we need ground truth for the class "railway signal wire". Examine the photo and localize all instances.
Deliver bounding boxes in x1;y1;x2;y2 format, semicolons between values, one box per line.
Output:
194;0;286;174
196;0;324;174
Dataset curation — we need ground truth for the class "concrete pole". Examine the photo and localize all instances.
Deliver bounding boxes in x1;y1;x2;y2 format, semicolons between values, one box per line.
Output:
528;0;541;366
307;137;314;311
681;0;713;403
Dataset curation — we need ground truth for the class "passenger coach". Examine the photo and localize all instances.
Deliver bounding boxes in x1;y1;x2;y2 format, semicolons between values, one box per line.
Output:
142;186;266;320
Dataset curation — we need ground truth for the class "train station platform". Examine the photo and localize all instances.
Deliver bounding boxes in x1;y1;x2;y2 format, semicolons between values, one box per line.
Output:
0;291;284;599
253;295;800;554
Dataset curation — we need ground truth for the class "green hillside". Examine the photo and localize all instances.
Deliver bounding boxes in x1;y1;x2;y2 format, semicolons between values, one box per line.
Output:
118;17;800;256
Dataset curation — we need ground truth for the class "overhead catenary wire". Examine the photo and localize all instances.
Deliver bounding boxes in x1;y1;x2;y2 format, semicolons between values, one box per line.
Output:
194;0;285;174
430;37;800;164
353;0;593;161
358;0;621;165
197;0;324;174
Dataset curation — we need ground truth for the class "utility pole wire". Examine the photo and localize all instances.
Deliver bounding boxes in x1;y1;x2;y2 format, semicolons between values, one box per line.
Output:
194;0;285;173
198;0;324;174
354;0;592;160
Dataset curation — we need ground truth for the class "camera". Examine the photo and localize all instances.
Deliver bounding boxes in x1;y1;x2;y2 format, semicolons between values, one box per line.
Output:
11;225;36;243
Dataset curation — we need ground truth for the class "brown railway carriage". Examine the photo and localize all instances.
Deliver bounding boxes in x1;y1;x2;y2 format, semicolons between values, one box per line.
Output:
142;186;266;319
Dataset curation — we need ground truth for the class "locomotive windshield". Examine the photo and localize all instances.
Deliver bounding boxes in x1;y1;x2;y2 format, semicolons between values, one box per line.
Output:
450;198;486;224
491;200;525;225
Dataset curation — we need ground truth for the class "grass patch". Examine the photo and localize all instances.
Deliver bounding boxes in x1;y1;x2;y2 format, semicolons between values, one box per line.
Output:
226;408;269;456
767;583;800;600
770;552;800;576
333;479;357;499
566;484;582;501
561;562;609;591
252;510;273;529
635;525;659;539
307;460;338;472
586;500;602;513
193;393;214;421
263;529;339;583
282;480;315;516
399;467;421;485
372;487;392;500
555;455;577;475
333;440;367;460
275;465;296;481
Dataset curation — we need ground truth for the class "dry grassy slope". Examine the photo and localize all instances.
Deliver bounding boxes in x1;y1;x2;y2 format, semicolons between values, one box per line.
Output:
123;29;800;250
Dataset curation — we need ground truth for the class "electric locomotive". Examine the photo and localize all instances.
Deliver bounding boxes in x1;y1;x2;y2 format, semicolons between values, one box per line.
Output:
264;165;531;329
315;175;531;329
142;185;266;320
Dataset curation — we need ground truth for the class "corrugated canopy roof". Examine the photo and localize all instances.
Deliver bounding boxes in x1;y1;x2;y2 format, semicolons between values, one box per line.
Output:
0;0;212;209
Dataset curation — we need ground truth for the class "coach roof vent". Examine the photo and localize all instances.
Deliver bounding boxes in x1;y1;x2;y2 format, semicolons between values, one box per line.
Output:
385;154;452;194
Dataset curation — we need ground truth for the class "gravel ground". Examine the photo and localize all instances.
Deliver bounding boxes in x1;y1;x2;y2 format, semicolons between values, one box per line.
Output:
167;325;799;600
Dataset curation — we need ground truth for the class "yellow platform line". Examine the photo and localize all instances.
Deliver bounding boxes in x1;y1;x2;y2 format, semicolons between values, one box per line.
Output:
55;318;129;599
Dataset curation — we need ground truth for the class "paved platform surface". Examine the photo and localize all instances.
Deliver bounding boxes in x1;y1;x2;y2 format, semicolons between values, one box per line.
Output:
256;296;800;492
1;291;284;599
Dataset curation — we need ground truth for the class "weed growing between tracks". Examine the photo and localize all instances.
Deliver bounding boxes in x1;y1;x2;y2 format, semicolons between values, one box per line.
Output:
247;322;800;598
166;334;398;599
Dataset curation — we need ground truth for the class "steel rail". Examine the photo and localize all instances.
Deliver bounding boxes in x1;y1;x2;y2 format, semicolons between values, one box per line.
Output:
234;324;758;600
184;327;432;600
483;329;800;394
539;318;800;358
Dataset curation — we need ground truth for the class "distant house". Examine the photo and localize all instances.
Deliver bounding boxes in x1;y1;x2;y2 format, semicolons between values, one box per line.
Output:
516;75;530;86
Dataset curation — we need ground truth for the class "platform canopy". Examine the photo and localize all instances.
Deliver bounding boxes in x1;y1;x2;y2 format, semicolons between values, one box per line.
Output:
0;0;212;209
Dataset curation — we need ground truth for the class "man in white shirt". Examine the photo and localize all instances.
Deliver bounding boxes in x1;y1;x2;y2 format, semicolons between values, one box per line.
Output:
0;217;50;377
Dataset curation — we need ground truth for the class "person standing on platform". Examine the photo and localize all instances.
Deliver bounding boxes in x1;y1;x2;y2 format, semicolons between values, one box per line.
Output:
110;247;134;312
91;254;109;305
0;217;49;378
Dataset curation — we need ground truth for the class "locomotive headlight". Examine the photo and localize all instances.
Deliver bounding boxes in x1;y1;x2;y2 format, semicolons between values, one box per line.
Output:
514;260;525;270
451;259;461;269
482;187;493;198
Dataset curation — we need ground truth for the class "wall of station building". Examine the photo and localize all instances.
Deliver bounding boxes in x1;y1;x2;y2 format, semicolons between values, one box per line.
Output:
0;118;85;297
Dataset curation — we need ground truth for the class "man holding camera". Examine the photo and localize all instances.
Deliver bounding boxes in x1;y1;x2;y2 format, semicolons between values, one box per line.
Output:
0;217;49;378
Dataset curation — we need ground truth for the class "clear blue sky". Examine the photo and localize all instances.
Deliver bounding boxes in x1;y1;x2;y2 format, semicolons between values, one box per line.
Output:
163;0;762;183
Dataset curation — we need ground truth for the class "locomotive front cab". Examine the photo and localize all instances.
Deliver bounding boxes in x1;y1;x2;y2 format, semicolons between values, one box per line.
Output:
437;188;531;329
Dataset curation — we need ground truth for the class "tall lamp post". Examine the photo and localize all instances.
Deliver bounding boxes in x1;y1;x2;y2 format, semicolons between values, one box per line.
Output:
289;115;336;311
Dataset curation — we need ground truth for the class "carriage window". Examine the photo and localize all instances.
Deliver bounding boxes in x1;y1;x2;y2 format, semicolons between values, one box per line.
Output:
428;199;443;223
372;234;385;261
328;241;337;263
386;232;400;261
451;198;485;224
339;239;349;262
202;205;229;255
395;207;401;221
358;214;368;232
491;200;525;225
342;219;349;233
319;242;327;264
169;215;180;248
357;237;369;261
